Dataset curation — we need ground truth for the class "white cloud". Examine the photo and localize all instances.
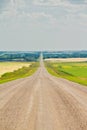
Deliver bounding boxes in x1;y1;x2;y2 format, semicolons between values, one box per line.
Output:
79;13;87;19
29;12;53;20
33;0;87;14
77;13;87;26
33;0;66;6
20;12;58;26
0;0;25;18
0;0;87;29
13;0;25;9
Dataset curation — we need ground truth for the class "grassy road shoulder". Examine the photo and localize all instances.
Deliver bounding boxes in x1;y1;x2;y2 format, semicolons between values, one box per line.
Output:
0;62;39;84
45;61;87;86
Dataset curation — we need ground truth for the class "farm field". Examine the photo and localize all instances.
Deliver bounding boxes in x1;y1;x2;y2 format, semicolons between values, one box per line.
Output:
45;61;87;86
0;62;31;76
0;62;39;84
45;58;87;62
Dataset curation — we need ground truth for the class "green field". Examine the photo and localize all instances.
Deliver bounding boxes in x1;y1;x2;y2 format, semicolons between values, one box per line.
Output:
0;62;39;84
45;61;87;86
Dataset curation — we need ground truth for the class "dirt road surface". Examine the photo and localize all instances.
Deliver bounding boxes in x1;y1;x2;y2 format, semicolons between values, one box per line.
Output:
0;57;87;130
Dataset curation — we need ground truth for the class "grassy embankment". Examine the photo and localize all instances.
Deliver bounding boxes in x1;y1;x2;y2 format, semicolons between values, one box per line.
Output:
45;61;87;86
0;62;39;84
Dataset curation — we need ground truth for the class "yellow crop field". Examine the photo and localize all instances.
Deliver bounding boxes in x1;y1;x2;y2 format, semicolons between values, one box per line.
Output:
0;62;30;76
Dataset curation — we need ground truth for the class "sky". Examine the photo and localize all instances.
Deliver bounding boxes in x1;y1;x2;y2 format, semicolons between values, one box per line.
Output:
0;0;87;51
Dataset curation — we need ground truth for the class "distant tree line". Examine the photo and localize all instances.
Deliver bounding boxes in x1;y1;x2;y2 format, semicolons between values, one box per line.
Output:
0;51;87;61
0;51;40;62
43;51;87;59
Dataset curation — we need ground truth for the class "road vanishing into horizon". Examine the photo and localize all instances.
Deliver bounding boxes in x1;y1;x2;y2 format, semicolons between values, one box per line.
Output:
0;57;87;130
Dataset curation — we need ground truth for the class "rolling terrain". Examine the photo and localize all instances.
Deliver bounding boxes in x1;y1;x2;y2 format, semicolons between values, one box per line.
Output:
0;56;87;130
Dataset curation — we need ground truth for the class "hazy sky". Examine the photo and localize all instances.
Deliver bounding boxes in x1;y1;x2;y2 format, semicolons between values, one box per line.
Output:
0;0;87;51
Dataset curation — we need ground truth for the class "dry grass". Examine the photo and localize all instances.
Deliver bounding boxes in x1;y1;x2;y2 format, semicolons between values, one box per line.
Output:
45;58;87;62
0;62;31;76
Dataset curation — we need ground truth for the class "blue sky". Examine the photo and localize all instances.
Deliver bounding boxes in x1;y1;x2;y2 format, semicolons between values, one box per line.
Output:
0;0;87;51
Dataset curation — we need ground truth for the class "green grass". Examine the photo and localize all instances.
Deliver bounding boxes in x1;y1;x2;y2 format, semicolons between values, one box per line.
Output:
0;62;39;84
45;61;87;86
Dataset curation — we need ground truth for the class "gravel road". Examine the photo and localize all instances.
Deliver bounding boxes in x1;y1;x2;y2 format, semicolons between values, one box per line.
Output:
0;58;87;130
